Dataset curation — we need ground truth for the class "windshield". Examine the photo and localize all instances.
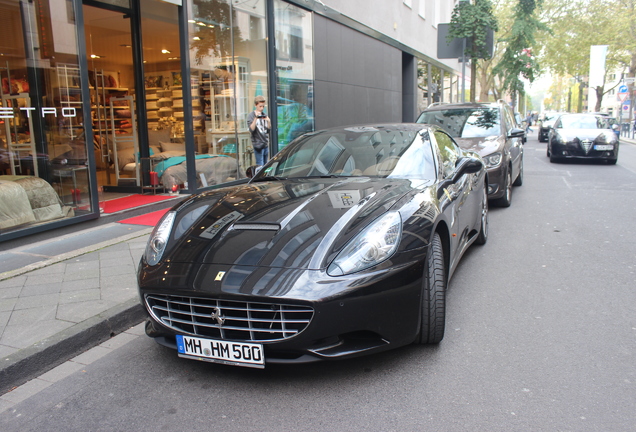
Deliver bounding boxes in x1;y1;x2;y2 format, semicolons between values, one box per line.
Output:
559;115;609;130
417;107;500;138
253;126;438;181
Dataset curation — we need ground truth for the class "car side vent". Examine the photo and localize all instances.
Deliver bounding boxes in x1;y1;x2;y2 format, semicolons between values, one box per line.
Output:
230;223;280;231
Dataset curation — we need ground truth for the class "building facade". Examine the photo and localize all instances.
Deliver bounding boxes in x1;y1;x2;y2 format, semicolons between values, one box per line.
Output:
0;0;464;241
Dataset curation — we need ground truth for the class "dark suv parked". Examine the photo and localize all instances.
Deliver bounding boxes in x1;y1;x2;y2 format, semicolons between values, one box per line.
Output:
417;101;525;207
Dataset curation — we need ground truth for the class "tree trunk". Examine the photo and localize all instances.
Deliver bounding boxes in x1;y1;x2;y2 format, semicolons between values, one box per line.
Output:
471;60;477;103
594;86;604;112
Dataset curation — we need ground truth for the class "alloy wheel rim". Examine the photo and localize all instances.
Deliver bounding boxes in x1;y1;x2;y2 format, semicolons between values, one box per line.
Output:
482;189;488;236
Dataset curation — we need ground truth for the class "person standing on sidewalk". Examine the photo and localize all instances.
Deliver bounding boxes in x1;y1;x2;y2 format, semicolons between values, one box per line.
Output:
247;95;270;166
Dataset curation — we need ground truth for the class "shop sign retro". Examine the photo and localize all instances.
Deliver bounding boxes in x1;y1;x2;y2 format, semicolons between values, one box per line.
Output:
0;107;78;118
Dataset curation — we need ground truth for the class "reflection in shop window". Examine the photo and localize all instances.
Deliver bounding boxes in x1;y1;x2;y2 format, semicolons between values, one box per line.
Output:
274;0;314;151
187;0;268;177
0;0;94;235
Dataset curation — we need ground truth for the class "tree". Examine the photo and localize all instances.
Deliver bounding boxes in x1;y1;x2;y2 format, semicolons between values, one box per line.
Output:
493;0;548;109
448;0;499;102
538;0;631;112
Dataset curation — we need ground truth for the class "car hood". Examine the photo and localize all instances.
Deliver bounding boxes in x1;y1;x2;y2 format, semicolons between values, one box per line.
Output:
454;136;502;157
162;177;426;270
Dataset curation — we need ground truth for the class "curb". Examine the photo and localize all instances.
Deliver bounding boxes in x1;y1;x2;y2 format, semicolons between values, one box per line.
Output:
0;227;153;282
0;298;146;395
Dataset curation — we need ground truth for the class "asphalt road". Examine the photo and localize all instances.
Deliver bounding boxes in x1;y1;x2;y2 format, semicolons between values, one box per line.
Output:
1;132;635;431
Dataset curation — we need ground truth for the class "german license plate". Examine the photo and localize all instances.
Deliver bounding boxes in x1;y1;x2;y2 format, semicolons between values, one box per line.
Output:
594;144;613;151
176;335;264;368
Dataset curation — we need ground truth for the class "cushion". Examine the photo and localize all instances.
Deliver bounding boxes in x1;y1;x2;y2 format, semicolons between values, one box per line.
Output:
159;141;185;152
148;129;171;148
116;147;137;171
151;150;186;161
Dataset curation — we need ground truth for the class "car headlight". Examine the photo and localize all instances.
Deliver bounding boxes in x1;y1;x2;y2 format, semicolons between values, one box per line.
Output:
144;211;176;266
327;211;402;276
482;152;502;169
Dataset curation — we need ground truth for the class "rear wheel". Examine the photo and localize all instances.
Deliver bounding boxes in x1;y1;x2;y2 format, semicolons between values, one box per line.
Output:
416;233;446;344
475;187;488;245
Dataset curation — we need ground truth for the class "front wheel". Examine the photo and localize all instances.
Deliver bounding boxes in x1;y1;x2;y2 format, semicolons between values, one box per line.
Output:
416;233;446;344
513;158;523;186
494;169;512;207
475;186;488;245
549;147;560;163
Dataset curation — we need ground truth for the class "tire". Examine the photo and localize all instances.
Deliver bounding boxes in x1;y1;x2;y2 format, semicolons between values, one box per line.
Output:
549;149;560;163
416;233;446;344
512;158;523;186
608;158;617;165
475;186;488;245
494;168;512;207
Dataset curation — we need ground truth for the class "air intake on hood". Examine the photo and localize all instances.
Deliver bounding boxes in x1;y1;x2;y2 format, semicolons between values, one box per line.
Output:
230;223;281;231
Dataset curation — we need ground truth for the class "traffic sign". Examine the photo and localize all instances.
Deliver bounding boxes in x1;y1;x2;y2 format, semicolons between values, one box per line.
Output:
618;85;629;102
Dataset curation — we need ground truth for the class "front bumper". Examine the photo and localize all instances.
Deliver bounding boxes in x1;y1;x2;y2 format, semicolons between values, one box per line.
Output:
485;166;505;199
551;141;618;160
139;260;425;364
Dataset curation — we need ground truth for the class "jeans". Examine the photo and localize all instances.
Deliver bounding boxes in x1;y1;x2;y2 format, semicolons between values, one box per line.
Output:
254;146;269;166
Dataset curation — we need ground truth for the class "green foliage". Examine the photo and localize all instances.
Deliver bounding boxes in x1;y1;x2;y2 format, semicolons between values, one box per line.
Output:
539;0;630;77
449;0;499;101
449;0;499;61
190;0;242;65
493;0;548;99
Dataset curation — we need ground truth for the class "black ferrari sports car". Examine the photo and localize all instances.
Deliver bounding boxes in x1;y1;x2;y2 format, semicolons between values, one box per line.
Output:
547;113;619;164
138;124;489;368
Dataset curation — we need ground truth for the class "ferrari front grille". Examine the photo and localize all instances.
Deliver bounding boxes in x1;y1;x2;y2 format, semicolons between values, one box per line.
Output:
145;294;314;342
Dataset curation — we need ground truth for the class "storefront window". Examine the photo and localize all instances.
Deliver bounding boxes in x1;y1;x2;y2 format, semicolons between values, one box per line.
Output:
1;0;93;235
187;0;268;177
274;0;314;150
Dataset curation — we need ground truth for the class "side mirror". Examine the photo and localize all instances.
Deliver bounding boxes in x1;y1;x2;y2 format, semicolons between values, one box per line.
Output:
246;165;262;178
508;127;526;139
453;156;482;182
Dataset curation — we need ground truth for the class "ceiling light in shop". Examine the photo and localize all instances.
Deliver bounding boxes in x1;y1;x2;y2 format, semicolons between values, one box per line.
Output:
161;49;171;54
193;36;201;41
90;54;103;59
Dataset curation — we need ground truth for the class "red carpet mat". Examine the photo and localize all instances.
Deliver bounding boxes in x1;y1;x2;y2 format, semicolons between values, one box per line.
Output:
101;194;174;214
117;209;169;226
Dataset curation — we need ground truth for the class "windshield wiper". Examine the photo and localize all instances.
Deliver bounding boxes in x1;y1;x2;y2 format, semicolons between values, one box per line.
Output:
251;175;288;182
304;174;341;178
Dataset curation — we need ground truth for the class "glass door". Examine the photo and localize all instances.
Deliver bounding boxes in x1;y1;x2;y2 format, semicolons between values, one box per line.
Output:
83;4;138;190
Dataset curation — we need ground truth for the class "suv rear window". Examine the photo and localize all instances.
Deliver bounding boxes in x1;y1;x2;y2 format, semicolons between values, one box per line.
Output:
417;107;500;138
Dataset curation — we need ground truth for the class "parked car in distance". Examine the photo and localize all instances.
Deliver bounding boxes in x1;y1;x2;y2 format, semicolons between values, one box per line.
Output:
547;113;619;164
417;101;525;207
538;111;567;142
591;112;621;140
138;123;489;368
